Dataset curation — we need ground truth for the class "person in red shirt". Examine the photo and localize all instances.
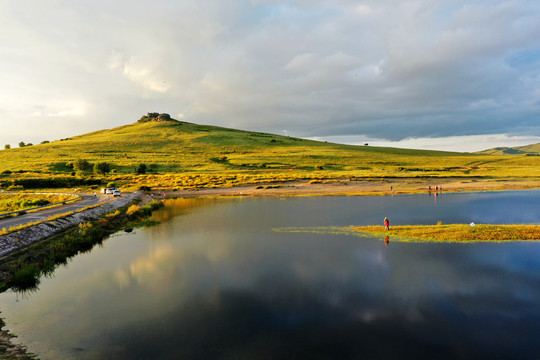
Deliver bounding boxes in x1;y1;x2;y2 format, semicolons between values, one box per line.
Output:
384;217;390;230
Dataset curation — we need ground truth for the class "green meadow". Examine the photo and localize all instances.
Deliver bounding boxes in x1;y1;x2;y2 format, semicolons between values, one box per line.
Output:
1;116;539;191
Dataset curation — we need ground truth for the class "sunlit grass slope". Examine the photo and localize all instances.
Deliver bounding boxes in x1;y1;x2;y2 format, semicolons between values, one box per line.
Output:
1;119;465;173
1;117;539;190
349;224;540;242
477;143;540;155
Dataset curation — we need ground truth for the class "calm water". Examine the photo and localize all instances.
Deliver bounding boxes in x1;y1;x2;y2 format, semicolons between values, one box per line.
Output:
1;190;540;359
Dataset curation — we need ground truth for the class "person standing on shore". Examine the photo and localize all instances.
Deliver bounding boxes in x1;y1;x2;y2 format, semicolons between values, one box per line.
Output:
384;217;390;231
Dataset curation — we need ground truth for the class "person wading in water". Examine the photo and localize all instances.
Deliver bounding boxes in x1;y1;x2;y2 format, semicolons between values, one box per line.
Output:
384;217;390;231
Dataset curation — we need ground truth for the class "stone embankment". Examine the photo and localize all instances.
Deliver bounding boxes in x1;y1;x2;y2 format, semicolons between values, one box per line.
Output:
0;192;140;258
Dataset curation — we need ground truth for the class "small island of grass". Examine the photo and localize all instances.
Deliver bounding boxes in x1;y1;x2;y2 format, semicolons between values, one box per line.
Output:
348;224;540;242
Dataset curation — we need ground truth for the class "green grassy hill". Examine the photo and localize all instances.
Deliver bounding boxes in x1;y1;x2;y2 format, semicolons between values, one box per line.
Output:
1;114;539;190
477;143;540;155
0;115;465;174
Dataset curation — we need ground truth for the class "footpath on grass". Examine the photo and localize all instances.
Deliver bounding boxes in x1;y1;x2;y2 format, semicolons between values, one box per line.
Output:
0;192;140;258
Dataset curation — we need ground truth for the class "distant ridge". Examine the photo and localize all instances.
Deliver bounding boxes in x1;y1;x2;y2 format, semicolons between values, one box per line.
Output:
477;143;540;155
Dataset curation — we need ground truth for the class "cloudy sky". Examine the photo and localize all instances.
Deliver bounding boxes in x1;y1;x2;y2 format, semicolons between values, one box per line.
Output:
1;0;540;152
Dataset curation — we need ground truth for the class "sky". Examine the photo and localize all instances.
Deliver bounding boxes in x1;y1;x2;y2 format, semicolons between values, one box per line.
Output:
1;0;540;152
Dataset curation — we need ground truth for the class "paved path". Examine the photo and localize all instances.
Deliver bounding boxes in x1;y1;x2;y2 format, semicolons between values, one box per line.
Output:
0;194;110;230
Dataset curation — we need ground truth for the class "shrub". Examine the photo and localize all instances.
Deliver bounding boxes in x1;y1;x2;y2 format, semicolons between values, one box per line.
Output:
136;163;147;174
94;162;111;175
106;210;121;218
107;182;116;188
24;199;50;207
210;156;228;163
126;204;142;218
11;264;41;290
13;177;101;189
74;158;92;172
4;144;10;150
142;201;165;215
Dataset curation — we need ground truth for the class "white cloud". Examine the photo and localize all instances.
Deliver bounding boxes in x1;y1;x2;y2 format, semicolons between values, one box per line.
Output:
308;134;540;152
122;59;170;94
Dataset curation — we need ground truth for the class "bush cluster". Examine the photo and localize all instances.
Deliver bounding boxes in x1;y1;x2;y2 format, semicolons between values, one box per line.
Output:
210;156;228;163
0;177;102;189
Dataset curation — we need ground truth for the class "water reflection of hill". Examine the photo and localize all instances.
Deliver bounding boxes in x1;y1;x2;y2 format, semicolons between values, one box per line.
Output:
151;198;233;224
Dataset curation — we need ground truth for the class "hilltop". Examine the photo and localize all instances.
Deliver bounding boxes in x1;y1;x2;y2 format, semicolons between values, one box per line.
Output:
0;114;539;191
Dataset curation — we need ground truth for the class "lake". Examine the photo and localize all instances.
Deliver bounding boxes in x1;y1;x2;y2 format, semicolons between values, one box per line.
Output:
1;190;540;359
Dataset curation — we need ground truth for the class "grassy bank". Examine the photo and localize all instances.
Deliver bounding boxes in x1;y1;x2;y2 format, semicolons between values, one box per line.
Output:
348;224;540;242
0;118;539;193
0;200;164;293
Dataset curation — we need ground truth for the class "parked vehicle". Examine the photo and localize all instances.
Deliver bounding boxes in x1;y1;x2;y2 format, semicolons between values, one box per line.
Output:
112;189;121;197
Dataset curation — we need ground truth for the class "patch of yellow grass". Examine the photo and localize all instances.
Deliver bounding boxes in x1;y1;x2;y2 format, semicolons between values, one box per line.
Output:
348;224;540;242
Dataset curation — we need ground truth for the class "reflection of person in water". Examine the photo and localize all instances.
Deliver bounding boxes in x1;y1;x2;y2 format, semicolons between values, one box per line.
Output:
385;236;389;246
384;217;390;230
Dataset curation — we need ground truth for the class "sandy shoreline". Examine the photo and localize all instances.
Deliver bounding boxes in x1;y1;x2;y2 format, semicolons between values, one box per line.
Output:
151;177;540;198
